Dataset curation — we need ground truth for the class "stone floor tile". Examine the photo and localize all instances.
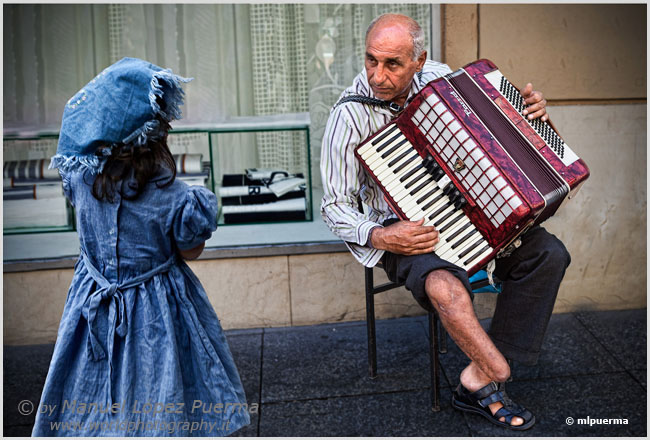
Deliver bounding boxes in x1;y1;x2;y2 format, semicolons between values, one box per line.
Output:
259;387;470;436
574;309;646;371
261;318;433;402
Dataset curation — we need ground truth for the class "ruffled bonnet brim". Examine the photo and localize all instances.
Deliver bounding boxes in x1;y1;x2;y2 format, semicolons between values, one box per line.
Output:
50;65;192;175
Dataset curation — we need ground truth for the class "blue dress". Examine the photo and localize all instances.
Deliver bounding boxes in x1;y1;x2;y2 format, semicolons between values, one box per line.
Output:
32;168;250;436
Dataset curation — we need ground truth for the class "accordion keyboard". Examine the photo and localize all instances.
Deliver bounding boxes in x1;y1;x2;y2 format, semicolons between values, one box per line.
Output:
358;123;494;271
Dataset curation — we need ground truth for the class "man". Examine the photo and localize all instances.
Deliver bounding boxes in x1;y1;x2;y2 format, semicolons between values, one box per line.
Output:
320;13;570;431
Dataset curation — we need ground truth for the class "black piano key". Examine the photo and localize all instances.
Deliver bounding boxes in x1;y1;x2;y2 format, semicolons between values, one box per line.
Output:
464;244;491;266
457;236;485;259
453;197;467;210
421;193;445;211
451;228;479;250
433;208;457;227
446;221;472;242
388;149;414;168
399;164;424;183
393;152;420;174
433;168;446;181
416;187;439;204
428;201;452;221
381;138;408;159
405;170;429;189
410;176;434;196
443;184;456;196
375;132;403;153
422;154;435;170
371;124;399;146
438;211;465;234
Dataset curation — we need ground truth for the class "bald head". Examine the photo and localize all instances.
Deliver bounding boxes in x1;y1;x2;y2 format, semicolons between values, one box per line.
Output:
365;13;425;61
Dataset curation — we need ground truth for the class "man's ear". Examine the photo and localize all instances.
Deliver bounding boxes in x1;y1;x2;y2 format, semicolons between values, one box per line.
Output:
417;50;427;71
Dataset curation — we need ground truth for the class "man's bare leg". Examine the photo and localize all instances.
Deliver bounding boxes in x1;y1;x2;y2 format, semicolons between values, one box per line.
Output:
425;270;523;425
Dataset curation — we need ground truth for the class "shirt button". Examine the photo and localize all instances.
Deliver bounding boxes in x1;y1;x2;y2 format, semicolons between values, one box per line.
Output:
109;228;115;234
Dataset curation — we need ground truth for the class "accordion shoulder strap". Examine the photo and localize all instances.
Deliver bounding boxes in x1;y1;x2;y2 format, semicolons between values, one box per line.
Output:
333;94;403;113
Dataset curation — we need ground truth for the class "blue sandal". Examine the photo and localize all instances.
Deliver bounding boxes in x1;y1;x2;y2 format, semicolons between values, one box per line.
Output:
451;381;536;431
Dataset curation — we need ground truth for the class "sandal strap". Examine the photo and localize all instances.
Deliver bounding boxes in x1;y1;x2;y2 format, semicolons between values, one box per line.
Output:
468;381;499;400
495;407;517;423
478;391;505;407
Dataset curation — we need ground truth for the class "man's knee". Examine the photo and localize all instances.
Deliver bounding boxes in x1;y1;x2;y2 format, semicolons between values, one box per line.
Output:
424;269;470;314
542;234;571;271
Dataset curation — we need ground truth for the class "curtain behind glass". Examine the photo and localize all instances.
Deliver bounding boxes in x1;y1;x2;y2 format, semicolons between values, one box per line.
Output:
4;4;435;183
249;4;432;186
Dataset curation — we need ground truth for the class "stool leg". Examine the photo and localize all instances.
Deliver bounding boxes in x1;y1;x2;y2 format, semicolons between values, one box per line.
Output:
438;320;448;354
428;311;441;412
365;268;378;379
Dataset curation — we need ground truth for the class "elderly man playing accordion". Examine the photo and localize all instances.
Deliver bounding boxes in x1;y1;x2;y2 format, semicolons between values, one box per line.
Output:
320;13;571;431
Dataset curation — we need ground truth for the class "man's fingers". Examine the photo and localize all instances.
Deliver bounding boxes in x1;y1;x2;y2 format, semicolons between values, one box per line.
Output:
410;225;437;236
415;230;440;242
524;90;543;105
521;82;533;98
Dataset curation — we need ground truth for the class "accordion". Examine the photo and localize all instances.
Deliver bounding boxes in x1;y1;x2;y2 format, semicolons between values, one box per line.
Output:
355;59;590;276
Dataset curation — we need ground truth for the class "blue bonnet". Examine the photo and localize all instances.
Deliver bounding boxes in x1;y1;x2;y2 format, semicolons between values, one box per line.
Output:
50;57;192;174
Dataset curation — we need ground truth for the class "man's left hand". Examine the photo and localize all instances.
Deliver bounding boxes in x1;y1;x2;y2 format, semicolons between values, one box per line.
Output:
521;83;548;122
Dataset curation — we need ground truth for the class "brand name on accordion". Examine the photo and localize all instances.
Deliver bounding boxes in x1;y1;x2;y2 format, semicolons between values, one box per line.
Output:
450;90;472;117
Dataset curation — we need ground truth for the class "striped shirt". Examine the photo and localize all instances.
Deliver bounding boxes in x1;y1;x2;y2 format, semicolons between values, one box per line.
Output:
320;60;453;267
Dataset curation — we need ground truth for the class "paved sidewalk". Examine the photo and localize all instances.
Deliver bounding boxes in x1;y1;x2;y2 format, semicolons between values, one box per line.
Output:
4;309;646;436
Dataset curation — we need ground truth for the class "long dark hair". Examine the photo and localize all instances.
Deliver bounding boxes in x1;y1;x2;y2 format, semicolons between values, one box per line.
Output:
91;116;176;202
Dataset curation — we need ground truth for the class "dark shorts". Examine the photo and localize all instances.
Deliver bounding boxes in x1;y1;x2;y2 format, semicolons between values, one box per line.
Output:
379;219;474;312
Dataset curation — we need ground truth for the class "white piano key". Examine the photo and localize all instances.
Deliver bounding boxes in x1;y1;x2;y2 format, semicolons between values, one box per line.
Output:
462;246;494;271
424;202;455;226
362;137;409;165
357;125;397;155
398;180;440;212
386;167;428;197
438;217;472;242
404;187;444;216
360;129;404;157
375;152;419;184
434;222;477;254
365;142;412;170
439;233;485;263
390;171;431;202
396;179;437;210
383;163;426;193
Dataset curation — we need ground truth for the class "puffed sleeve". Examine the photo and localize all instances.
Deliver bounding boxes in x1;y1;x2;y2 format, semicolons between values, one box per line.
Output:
172;186;218;250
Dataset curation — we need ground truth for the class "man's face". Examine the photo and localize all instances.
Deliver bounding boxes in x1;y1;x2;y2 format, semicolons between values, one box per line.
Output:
365;21;426;105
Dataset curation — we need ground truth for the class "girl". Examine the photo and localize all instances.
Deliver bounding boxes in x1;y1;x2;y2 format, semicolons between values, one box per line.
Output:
32;57;250;436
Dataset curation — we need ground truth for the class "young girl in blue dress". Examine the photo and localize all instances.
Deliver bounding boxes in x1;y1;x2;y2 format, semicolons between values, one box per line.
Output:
32;57;250;436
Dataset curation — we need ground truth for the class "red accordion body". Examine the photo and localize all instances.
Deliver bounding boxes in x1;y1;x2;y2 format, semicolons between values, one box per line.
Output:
355;59;590;276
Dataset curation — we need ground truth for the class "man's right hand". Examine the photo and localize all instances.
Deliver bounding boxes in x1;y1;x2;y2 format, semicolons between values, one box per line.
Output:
370;218;439;255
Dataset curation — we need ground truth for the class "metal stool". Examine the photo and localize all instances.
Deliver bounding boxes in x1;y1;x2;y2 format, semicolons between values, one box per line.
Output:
364;264;496;412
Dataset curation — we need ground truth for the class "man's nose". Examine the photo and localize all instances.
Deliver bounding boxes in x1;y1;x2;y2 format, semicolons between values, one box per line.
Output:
374;64;387;84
